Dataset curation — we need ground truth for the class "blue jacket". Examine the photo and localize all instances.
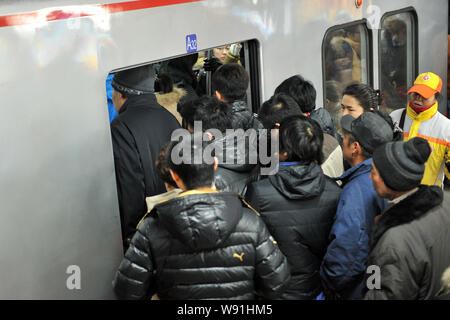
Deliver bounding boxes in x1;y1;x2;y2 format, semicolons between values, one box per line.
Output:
320;158;388;300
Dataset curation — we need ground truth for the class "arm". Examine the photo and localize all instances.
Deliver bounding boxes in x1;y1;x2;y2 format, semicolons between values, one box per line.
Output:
320;195;370;298
254;216;291;299
111;121;147;243
112;220;156;299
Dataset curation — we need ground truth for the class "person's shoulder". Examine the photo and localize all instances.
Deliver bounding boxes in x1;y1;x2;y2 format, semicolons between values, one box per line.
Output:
390;108;405;121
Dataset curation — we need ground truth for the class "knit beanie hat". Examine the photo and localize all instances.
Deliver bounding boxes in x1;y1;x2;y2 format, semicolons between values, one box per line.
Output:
372;137;431;191
111;64;155;95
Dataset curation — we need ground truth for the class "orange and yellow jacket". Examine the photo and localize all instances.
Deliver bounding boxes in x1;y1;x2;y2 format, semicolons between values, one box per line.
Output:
391;102;450;187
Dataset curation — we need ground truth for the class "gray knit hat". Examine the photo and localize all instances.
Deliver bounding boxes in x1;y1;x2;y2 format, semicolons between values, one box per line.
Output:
372;137;431;191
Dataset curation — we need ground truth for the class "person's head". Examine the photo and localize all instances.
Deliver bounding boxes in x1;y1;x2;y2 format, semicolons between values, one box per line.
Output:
371;137;431;199
181;96;232;133
340;112;393;167
156;142;178;191
325;80;342;107
386;19;407;47
212;63;249;102
166;133;218;191
407;72;442;108
341;83;380;118
154;72;173;94
279;115;324;164
212;45;230;63
258;93;303;130
369;109;403;141
159;53;199;86
274;75;316;113
111;64;156;112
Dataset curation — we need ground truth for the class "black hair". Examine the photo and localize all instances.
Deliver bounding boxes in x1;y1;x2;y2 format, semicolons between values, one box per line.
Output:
178;96;232;132
212;63;249;102
155;72;173;94
325;80;342;104
191;96;233;132
279;115;324;164
258;93;303;129
166;133;215;190
343;83;381;111
274;75;316;113
156;142;177;189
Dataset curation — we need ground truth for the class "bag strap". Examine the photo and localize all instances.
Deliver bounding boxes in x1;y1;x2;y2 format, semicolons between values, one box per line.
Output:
399;108;407;131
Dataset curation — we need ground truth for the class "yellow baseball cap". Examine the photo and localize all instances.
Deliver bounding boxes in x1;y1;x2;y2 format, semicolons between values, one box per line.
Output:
407;72;442;99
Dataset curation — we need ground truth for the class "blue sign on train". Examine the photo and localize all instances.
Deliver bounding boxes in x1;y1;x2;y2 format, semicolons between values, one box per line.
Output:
186;34;197;53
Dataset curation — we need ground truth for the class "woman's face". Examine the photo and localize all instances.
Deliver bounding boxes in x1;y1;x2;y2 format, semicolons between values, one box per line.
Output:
341;94;365;118
213;46;230;63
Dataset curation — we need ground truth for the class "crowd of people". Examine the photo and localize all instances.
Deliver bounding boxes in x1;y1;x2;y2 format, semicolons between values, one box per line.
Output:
107;51;450;300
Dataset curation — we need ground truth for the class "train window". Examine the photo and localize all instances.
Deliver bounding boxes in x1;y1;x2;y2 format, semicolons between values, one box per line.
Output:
322;22;371;132
106;40;261;123
378;10;417;113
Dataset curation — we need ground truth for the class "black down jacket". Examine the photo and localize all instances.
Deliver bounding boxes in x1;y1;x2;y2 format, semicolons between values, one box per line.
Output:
112;191;291;300
363;185;450;300
230;100;263;131
214;132;260;196
110;94;180;247
245;162;341;299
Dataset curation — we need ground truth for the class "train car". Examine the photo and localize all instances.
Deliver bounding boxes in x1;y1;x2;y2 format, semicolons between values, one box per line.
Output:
0;0;447;299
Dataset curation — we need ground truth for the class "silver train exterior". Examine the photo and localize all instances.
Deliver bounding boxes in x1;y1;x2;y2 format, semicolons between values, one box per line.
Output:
0;0;447;299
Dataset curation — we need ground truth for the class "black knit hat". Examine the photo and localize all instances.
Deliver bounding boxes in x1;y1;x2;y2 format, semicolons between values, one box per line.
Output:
111;64;155;95
372;137;431;191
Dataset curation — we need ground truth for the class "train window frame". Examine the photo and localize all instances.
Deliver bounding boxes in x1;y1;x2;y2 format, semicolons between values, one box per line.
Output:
377;7;418;113
105;39;262;123
321;19;373;110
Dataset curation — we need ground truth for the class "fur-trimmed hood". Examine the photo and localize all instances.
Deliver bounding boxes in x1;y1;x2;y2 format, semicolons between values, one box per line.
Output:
155;86;186;124
370;185;443;249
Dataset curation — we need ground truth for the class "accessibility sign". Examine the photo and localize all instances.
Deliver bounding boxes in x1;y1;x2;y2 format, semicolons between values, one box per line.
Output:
186;34;197;53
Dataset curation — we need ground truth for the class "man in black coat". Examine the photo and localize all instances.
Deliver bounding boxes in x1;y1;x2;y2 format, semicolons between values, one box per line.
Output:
112;133;290;300
364;137;450;299
110;64;180;249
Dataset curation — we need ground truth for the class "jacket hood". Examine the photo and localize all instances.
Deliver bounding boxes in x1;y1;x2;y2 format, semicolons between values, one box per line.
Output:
268;162;325;200
154;191;243;250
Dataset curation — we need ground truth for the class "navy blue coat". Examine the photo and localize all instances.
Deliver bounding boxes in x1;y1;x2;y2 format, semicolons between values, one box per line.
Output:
320;158;388;299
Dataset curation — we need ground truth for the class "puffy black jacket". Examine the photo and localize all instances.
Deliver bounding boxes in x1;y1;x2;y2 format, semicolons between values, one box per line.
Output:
110;94;180;248
230;100;263;131
245;162;341;299
214;132;260;195
363;185;450;300
113;191;291;300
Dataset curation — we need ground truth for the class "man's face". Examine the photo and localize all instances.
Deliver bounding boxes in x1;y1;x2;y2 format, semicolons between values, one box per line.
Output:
341;94;365;118
342;131;354;164
370;162;390;199
112;90;126;113
409;92;437;108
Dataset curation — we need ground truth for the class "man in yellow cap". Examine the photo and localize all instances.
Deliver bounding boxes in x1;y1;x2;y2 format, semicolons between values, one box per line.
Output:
390;72;450;187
